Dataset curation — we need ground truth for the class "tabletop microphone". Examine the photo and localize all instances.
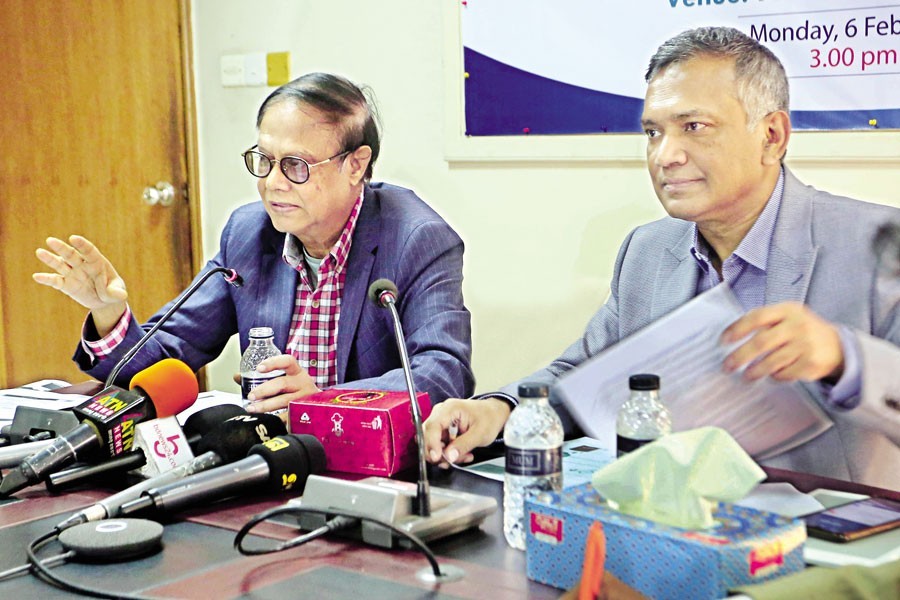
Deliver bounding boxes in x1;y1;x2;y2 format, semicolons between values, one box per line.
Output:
118;434;325;517
54;413;288;530
0;359;198;497
104;266;243;388
292;281;497;555
367;278;430;516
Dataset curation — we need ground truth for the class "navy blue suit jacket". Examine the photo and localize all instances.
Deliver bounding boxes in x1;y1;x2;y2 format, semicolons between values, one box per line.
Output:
75;183;474;405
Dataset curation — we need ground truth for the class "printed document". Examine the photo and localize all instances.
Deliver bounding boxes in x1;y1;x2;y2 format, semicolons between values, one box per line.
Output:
556;284;832;460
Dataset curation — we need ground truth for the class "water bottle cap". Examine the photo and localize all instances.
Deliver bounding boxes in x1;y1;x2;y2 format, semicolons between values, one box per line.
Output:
629;373;660;391
249;327;275;339
518;382;550;398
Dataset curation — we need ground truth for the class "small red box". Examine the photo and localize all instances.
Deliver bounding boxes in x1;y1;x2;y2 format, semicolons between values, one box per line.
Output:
288;389;431;476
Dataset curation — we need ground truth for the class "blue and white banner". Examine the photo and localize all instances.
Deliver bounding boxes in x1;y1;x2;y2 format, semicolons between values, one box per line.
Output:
462;1;900;135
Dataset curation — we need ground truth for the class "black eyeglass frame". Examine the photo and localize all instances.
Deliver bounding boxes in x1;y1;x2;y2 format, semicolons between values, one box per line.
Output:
241;145;352;184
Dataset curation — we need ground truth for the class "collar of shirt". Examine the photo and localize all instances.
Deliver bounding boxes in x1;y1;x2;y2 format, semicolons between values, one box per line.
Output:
281;188;365;278
690;168;785;276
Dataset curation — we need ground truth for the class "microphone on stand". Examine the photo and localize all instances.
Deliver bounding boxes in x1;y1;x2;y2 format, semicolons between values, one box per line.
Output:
292;278;496;576
368;278;430;516
104;266;243;388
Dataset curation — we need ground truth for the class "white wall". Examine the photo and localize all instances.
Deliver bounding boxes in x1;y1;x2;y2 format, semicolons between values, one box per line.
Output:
191;0;900;394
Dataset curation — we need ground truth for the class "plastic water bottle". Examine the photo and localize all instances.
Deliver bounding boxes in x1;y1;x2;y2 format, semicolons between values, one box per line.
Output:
239;327;285;403
616;373;671;457
503;382;564;550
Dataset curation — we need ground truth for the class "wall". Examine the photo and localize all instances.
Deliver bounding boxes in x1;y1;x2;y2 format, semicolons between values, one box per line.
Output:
191;0;900;394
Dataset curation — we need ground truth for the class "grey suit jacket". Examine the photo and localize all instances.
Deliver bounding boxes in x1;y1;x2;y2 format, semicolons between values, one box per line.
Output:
505;169;900;489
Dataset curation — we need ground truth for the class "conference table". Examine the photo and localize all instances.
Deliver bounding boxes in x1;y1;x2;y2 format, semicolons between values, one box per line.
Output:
3;445;899;599
0;454;562;599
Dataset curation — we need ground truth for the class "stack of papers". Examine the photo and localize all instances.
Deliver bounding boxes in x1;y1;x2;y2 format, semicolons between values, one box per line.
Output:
556;284;833;460
0;380;88;426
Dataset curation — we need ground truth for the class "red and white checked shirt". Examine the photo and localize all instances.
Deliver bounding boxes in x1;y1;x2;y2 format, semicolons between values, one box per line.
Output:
85;190;365;390
281;190;363;387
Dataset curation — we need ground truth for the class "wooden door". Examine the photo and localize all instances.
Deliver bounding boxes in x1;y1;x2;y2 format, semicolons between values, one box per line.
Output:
0;0;200;387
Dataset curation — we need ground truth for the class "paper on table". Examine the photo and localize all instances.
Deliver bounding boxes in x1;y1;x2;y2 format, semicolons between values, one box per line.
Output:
556;283;833;460
456;436;615;488
0;384;88;423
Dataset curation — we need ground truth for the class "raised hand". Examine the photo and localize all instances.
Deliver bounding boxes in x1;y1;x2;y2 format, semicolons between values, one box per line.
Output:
33;235;128;335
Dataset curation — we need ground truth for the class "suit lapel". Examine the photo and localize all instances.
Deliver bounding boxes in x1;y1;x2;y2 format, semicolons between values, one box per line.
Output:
336;186;379;382
259;225;298;352
766;169;819;305
651;225;700;320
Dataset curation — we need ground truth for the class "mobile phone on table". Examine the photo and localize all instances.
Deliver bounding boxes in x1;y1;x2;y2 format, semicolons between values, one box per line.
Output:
803;496;900;543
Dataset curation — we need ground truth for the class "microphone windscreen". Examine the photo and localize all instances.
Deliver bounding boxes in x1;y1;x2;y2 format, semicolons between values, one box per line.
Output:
182;404;247;440
58;518;164;561
249;434;326;493
367;278;399;306
129;359;199;417
195;414;287;464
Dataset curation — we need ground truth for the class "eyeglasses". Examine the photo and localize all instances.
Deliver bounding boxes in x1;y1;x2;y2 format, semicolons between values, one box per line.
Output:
241;145;351;184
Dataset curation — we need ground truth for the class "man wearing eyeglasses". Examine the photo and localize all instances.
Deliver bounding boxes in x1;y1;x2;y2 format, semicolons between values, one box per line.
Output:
34;72;474;412
423;27;900;489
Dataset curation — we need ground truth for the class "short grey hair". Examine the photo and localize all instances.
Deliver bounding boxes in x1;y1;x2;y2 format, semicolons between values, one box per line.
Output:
645;27;789;127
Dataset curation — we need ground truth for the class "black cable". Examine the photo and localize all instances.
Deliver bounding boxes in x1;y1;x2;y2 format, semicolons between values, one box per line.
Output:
234;506;358;555
234;505;443;577
24;528;154;600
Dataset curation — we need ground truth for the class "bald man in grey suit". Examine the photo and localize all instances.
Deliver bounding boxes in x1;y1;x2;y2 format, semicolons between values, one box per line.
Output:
425;27;900;489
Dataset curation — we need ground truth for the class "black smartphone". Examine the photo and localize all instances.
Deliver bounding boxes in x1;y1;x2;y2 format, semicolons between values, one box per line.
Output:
804;497;900;543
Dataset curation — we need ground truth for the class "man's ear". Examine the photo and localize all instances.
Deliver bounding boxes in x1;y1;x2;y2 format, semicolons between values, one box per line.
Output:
346;145;373;185
761;110;791;164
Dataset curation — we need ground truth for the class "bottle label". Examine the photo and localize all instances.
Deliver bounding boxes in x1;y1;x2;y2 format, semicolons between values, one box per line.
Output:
505;446;562;477
616;435;656;457
241;370;285;399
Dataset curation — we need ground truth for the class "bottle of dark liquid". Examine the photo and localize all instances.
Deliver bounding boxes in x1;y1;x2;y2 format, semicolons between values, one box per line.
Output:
239;327;285;405
615;373;671;457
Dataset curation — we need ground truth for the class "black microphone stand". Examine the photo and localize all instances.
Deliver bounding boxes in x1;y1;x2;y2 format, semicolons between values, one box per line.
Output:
380;290;430;517
104;267;243;388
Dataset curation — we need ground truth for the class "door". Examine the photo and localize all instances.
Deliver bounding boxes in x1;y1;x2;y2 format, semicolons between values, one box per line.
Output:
0;0;200;387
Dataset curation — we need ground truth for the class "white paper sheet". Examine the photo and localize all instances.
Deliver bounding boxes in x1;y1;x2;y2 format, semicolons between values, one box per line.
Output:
556;284;833;459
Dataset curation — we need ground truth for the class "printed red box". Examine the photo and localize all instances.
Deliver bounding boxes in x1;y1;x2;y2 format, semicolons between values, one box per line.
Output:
288;389;431;476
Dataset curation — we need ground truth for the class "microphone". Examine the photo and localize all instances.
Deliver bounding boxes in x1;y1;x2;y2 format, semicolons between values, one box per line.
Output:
292;280;497;553
43;404;244;494
117;434;325;517
0;438;55;469
104;266;243;388
182;403;248;448
54;413;288;530
0;359;198;497
46;450;148;493
366;278;430;516
1;405;80;446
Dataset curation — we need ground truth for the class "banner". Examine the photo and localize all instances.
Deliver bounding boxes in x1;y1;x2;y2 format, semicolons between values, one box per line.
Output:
462;0;900;135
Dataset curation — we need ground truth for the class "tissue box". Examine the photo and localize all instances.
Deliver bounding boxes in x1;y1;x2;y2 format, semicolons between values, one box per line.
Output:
526;483;805;600
288;389;430;476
